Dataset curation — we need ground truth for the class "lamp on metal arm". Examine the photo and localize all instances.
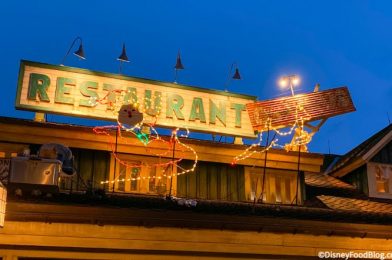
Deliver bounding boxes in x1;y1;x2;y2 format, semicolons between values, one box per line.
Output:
117;43;130;74
225;62;241;92
60;36;86;66
174;50;184;84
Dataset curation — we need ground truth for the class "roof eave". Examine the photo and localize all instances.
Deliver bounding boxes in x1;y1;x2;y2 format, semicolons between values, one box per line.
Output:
330;157;365;178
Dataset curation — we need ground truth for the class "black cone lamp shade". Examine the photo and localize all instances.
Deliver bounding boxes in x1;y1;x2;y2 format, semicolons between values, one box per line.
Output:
73;43;86;60
174;51;184;70
117;43;130;62
232;68;241;80
60;36;86;66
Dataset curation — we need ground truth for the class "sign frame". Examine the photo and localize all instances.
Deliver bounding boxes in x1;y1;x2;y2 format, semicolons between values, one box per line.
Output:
16;60;257;138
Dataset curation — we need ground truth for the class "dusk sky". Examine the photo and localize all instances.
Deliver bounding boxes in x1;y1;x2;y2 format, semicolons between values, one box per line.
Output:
1;0;392;155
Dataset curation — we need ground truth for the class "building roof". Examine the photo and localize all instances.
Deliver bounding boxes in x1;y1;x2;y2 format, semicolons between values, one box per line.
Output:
329;124;392;177
305;172;355;190
318;195;392;214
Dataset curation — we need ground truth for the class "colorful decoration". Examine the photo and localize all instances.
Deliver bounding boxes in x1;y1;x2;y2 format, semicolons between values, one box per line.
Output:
232;99;315;164
118;104;144;127
233;86;356;163
91;89;198;186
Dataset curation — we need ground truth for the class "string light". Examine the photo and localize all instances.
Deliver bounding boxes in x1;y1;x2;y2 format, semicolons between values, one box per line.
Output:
94;88;314;186
232;99;314;163
89;88;198;185
96;125;199;185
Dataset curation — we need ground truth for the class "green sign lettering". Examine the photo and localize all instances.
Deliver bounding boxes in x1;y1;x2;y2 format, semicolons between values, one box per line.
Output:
144;90;162;116
79;81;99;107
103;84;117;110
27;73;50;102
209;99;226;126
189;97;206;123
231;103;246;128
55;77;75;105
123;87;138;105
166;94;185;120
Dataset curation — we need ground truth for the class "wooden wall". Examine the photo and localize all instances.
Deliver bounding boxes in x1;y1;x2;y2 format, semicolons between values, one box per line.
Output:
177;161;245;201
370;139;392;164
58;148;110;192
1;220;392;259
0;119;325;174
343;165;368;195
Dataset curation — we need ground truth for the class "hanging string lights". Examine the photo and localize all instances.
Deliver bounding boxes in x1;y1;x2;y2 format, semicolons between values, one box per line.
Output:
91;89;199;185
232;75;314;164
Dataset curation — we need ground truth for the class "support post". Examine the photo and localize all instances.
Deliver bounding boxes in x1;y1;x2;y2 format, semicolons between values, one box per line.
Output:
112;127;119;192
168;139;176;198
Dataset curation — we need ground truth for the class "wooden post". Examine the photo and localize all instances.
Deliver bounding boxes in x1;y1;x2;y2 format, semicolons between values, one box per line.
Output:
234;137;243;145
112;127;119;192
34;112;46;122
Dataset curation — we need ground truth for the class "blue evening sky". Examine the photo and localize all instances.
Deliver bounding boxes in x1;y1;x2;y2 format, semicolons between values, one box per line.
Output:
1;0;392;155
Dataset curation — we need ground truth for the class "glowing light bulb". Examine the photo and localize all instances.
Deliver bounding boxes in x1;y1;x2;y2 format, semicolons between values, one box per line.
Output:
279;78;288;88
292;76;300;86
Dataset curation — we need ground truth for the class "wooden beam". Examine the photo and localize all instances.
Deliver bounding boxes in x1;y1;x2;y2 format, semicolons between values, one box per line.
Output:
0;120;324;173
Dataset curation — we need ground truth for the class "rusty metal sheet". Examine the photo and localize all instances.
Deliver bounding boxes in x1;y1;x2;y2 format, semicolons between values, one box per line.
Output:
246;86;356;131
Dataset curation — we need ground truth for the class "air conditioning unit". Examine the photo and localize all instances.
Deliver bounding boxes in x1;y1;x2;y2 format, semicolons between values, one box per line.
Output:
8;157;62;193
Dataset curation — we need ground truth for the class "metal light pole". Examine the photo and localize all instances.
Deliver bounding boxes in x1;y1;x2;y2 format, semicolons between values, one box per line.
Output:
279;74;303;204
279;75;300;96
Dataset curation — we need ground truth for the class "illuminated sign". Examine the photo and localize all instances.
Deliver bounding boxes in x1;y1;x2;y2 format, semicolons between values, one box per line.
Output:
16;60;257;138
246;87;356;130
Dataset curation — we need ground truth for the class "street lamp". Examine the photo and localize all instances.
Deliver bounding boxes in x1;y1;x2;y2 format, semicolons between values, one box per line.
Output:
60;36;86;66
279;75;300;96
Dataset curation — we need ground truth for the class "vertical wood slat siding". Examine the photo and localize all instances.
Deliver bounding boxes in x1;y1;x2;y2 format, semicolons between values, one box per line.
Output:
177;161;245;201
371;139;392;164
220;167;228;200
199;163;207;199
61;148;110;191
78;151;93;190
343;165;368;195
93;151;110;189
209;166;218;200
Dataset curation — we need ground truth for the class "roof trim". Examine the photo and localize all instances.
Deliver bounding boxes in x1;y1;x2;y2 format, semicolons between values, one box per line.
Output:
331;158;364;178
362;130;392;161
329;124;392;177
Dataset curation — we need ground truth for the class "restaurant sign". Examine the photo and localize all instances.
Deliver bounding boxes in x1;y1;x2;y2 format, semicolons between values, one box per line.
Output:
16;61;257;138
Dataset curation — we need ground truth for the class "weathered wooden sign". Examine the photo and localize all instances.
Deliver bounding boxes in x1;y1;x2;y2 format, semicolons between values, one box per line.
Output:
16;60;257;138
246;87;356;130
